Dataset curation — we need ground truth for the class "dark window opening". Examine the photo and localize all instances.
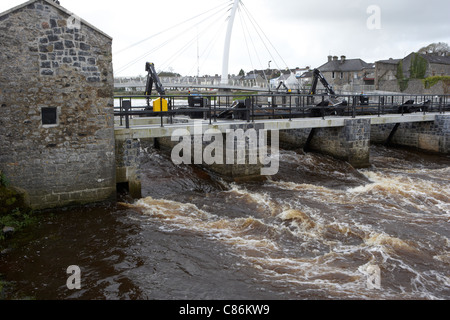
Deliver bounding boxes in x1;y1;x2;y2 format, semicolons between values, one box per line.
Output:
116;182;131;202
42;107;57;125
117;182;129;193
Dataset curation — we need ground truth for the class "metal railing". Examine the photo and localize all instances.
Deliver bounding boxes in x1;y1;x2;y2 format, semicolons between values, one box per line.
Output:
114;93;450;129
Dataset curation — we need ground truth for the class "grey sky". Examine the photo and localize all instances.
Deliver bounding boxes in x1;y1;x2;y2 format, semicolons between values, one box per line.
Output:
1;0;449;77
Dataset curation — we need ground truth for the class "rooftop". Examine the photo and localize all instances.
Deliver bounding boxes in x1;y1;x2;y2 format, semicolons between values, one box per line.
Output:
421;53;450;65
0;0;112;40
318;56;374;72
376;58;402;65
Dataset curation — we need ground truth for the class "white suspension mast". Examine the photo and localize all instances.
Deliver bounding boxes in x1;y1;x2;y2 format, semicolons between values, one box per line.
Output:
221;0;240;85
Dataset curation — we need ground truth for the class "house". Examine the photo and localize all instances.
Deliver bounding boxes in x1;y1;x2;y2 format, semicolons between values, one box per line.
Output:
241;73;267;88
375;53;450;92
298;70;313;91
374;58;401;85
0;0;115;209
401;52;450;78
317;55;375;93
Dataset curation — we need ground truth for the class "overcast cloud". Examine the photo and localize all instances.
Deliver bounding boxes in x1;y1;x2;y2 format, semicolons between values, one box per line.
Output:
1;0;449;77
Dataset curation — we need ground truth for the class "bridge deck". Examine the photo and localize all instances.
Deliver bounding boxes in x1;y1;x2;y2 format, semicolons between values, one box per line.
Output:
114;112;440;140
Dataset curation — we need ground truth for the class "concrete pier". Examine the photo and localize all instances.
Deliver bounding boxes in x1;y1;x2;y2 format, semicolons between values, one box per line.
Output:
115;138;142;198
371;115;450;153
306;118;371;168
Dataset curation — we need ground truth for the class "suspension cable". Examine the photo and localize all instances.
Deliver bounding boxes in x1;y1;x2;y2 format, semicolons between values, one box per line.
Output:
240;2;290;72
238;5;270;84
185;17;229;76
115;2;232;75
114;0;231;56
158;9;230;72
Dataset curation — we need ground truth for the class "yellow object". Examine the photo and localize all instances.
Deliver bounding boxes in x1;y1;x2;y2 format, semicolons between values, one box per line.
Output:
153;98;168;112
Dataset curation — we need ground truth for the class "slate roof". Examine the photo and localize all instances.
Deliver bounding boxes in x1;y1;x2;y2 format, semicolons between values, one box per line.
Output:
422;54;450;65
377;54;450;66
318;58;374;72
376;58;402;65
0;0;112;40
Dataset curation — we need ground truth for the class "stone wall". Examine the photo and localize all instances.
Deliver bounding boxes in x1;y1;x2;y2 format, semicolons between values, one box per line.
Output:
377;79;449;95
0;1;116;209
278;120;371;168
371;116;450;153
115;138;142;198
157;132;265;181
279;128;311;150
308;119;371;168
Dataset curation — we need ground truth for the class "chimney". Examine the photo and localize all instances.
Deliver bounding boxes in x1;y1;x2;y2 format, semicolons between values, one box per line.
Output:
333;56;338;61
341;55;346;63
328;55;332;62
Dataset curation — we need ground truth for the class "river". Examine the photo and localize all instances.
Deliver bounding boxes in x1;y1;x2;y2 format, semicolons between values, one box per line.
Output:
0;145;449;300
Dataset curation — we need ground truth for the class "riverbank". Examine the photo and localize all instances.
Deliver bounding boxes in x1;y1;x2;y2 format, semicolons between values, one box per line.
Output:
0;172;37;299
0;172;36;247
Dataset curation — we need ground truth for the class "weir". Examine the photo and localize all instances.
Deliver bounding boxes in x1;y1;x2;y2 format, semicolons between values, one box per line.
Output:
113;93;450;197
2;0;448;211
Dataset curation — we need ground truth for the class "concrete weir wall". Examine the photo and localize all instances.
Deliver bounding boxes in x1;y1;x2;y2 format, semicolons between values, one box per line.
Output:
156;132;265;180
114;132;266;200
371;115;450;153
280;119;371;168
114;114;449;199
280;115;449;168
115;138;142;198
308;119;371;168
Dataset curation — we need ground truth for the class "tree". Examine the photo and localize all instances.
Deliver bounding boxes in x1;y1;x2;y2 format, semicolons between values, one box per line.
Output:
418;42;450;56
238;69;245;76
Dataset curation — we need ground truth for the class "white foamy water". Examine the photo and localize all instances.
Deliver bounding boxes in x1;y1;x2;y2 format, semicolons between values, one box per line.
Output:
131;147;450;299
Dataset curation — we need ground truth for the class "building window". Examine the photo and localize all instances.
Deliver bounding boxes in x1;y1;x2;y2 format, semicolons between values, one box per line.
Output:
340;72;344;79
42;107;58;126
332;72;335;79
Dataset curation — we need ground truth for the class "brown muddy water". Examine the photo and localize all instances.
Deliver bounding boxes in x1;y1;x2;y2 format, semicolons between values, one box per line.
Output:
0;145;449;300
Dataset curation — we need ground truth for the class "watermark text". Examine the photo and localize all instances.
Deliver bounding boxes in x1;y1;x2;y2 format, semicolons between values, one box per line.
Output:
171;121;279;176
66;265;81;290
367;5;382;30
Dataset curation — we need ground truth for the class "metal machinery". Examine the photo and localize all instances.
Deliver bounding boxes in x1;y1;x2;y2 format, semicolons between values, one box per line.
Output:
309;68;347;117
145;62;166;97
310;68;336;96
144;62;168;114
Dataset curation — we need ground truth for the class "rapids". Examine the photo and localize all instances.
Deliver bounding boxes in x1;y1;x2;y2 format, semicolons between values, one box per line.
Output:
0;145;449;300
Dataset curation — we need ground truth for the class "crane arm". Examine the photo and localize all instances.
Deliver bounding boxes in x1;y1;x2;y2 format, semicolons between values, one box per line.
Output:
310;68;335;96
145;62;166;96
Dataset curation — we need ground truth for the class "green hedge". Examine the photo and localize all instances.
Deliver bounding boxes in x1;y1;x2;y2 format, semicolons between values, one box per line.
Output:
422;76;450;89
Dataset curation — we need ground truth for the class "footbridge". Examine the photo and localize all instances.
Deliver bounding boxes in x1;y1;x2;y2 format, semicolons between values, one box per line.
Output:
114;80;271;93
114;92;450;197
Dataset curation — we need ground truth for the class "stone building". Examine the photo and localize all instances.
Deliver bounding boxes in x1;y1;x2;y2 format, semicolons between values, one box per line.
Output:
401;53;450;78
374;58;402;88
375;53;450;93
316;55;375;93
0;0;115;209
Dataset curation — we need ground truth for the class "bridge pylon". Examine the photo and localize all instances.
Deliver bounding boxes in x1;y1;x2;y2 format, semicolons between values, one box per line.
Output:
221;0;240;86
